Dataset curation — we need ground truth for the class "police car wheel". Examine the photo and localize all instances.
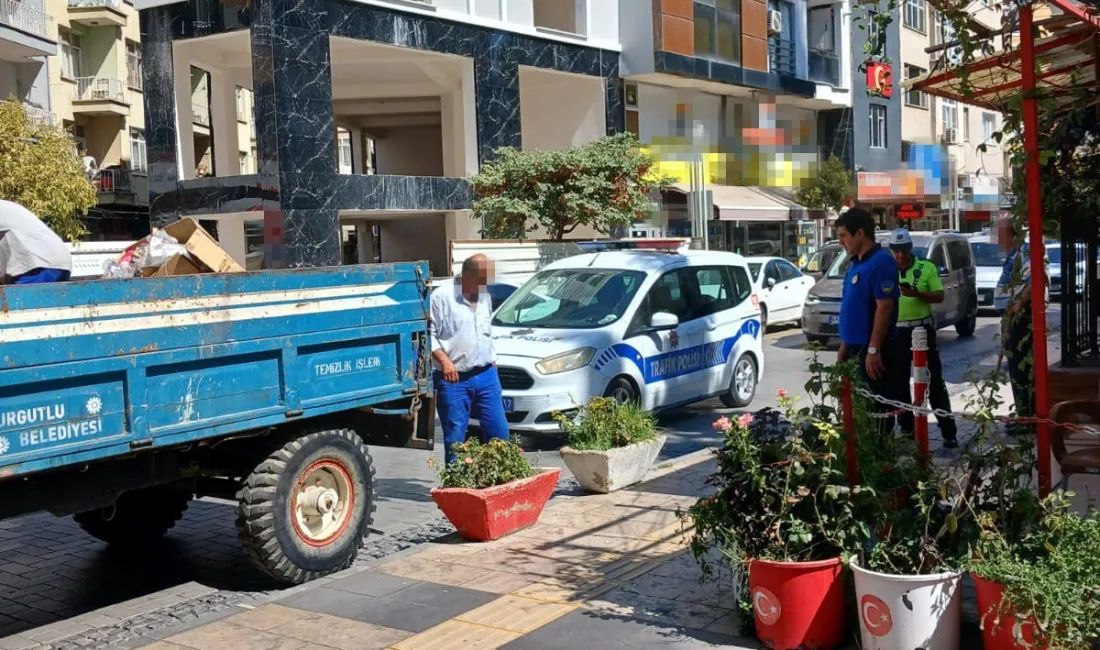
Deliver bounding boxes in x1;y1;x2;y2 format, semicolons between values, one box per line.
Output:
604;376;638;404
720;356;757;409
759;305;769;331
73;486;192;546
237;428;376;584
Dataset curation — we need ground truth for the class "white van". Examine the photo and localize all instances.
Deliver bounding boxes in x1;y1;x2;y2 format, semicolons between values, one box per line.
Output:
490;250;765;432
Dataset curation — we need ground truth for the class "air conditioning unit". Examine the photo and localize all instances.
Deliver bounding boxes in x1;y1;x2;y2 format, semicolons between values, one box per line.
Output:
942;128;958;144
768;9;783;35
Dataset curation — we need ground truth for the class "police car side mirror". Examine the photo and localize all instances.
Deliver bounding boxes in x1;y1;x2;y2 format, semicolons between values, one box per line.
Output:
650;312;679;330
767;277;777;288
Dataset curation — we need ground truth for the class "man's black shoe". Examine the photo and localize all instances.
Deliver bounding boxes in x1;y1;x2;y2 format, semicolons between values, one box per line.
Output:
943;439;959;449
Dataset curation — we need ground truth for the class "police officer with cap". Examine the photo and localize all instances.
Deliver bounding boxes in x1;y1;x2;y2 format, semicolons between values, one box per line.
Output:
889;228;959;448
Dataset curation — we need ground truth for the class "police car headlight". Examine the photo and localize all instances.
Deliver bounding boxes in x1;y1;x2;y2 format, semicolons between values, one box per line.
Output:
535;347;596;375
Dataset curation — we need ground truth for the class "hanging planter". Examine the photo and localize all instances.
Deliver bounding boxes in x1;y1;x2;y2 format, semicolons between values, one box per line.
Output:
747;557;846;650
851;561;962;650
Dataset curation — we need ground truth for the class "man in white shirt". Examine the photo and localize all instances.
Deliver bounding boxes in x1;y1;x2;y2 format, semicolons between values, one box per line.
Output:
430;254;509;463
0;200;72;284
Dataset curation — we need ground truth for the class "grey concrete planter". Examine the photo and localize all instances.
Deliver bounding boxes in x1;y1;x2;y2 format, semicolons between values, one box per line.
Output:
559;435;667;493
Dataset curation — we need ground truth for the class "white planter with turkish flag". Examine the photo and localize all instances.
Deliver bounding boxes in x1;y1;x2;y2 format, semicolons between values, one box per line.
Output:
851;560;962;650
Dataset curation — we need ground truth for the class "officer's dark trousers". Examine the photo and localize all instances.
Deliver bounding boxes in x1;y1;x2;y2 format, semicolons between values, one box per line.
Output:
1002;313;1035;421
895;324;958;443
849;339;909;436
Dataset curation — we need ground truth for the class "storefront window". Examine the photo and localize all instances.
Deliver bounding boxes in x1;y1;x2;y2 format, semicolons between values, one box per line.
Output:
745;223;783;257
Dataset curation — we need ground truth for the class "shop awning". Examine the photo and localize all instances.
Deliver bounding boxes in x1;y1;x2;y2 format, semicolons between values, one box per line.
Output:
668;183;813;222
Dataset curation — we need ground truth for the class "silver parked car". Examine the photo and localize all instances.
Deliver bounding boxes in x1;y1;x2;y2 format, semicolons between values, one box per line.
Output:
801;230;979;344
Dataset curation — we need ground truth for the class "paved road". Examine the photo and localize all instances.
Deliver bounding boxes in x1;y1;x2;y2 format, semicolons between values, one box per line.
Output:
0;312;1058;647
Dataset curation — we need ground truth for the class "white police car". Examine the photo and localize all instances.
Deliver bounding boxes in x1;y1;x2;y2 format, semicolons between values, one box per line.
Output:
489;250;764;432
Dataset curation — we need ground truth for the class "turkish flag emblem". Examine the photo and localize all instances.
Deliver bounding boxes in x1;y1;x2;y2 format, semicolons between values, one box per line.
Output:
669;330;679;348
753;587;782;626
866;62;893;98
861;594;894;637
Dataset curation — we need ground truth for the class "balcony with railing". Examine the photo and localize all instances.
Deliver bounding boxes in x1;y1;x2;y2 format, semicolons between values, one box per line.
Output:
92;167;147;206
72;77;129;115
0;0;56;59
808;48;840;87
768;38;796;77
22;103;58;127
67;0;125;27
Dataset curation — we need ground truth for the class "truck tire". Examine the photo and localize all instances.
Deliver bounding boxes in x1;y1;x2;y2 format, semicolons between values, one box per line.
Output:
73;486;192;546
236;428;376;584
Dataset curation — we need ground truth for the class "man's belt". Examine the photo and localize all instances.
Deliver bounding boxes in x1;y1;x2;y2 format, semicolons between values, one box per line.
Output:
897;317;934;328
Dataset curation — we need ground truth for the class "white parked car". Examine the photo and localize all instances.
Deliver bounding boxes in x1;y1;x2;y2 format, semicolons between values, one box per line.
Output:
489;250;766;432
745;256;816;330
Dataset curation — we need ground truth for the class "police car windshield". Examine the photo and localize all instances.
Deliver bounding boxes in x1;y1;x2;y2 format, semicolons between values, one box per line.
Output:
493;269;646;329
971;242;1007;267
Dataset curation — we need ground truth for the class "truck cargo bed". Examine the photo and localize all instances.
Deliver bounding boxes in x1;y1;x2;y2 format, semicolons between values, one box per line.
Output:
0;262;431;479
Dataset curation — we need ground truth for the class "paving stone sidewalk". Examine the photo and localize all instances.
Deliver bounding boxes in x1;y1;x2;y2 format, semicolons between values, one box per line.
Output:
123;449;765;650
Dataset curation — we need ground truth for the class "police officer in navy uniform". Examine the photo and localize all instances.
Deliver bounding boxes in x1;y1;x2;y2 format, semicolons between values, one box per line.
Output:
835;208;904;433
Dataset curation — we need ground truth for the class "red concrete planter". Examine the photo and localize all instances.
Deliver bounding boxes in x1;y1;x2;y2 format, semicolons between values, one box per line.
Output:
431;468;561;541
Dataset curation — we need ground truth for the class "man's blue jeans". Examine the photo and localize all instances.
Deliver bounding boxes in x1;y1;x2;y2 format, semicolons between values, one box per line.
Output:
15;268;70;284
435;365;510;464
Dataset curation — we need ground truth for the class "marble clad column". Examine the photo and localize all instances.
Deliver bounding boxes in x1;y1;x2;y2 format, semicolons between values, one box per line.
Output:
602;52;623;136
140;6;180;227
251;0;340;268
473;32;521;164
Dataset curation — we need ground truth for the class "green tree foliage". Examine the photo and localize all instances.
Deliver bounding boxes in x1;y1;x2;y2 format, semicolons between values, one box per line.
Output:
0;99;96;241
795;155;853;216
471;133;669;240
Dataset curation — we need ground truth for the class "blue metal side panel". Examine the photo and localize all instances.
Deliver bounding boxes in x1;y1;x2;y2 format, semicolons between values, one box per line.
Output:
0;263;430;479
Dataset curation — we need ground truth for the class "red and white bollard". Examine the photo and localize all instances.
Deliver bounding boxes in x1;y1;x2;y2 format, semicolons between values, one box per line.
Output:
911;327;930;461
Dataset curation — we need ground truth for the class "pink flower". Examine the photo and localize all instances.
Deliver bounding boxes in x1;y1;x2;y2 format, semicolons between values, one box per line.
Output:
737;413;754;428
713;416;732;432
464;457;474;465
776;388;788;398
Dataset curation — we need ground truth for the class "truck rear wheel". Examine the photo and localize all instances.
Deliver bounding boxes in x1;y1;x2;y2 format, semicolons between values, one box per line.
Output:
236;428;376;584
74;486;192;546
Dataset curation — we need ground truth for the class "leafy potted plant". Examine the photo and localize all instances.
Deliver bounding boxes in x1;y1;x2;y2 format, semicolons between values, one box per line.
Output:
969;489;1100;650
554;397;666;493
429;439;560;542
685;390;866;650
849;419;977;650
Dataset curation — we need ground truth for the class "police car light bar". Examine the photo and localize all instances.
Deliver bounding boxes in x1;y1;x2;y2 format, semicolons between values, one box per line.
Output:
574;239;691;253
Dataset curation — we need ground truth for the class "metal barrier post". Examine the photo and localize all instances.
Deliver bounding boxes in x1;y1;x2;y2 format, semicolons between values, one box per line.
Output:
841;376;858;485
911;327;930;462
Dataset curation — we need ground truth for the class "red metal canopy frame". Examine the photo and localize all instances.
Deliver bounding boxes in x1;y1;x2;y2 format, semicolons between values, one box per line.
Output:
907;0;1100;496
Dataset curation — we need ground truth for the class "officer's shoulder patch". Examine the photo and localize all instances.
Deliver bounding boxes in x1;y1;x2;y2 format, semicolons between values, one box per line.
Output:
881;281;895;294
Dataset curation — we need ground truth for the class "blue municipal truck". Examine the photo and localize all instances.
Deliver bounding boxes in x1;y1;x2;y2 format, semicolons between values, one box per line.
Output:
0;262;434;584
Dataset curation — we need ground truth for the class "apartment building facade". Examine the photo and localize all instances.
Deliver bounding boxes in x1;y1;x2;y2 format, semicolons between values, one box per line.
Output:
618;0;859;261
134;0;623;272
2;0;259;239
899;0;1006;231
